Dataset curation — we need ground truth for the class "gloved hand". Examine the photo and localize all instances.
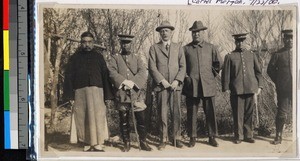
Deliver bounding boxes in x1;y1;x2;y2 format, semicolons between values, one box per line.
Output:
170;80;179;91
161;79;171;89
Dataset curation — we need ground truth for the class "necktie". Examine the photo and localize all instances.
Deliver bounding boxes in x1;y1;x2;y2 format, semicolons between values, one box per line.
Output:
166;44;169;51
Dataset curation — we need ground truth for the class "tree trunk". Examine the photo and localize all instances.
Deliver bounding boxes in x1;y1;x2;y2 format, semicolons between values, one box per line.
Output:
50;39;65;127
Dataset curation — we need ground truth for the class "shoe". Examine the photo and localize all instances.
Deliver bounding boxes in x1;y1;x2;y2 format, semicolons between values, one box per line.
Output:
189;137;196;147
157;142;166;150
244;138;255;143
171;140;183;148
140;140;152;151
272;136;282;145
234;139;242;144
209;137;219;147
123;142;131;152
94;145;105;152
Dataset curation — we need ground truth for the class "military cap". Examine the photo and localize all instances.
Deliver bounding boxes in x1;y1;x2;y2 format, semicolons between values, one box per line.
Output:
189;20;207;31
81;31;94;39
156;20;175;32
232;33;248;41
118;34;134;43
282;29;293;37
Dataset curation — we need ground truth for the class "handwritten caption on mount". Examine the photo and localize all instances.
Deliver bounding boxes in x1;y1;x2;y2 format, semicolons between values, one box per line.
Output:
188;0;280;6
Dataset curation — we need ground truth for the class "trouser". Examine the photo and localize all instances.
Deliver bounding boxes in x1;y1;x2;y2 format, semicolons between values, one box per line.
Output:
186;96;217;137
275;91;292;134
157;90;181;142
118;103;147;143
230;94;254;140
73;86;109;146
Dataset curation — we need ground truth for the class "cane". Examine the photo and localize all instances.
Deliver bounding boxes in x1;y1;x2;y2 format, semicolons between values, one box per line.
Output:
169;88;176;149
254;94;260;129
129;89;141;151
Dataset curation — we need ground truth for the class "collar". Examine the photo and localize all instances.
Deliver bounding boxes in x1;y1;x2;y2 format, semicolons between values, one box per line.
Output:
233;48;245;52
162;40;171;46
121;50;131;55
192;41;204;48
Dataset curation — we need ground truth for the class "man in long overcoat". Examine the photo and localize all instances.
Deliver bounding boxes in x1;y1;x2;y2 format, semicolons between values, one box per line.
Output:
148;21;186;150
108;34;152;152
267;29;293;145
221;33;263;144
63;31;114;151
183;21;220;147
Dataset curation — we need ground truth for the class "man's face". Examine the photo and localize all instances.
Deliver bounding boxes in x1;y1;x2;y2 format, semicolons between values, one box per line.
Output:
192;30;204;43
81;36;94;51
121;41;132;53
283;36;293;48
235;40;244;50
159;28;172;41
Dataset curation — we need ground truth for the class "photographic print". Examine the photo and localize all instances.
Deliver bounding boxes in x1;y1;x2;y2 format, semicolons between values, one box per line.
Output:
37;3;297;159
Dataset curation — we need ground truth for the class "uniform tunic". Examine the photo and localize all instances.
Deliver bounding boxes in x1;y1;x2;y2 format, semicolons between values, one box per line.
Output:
222;49;262;140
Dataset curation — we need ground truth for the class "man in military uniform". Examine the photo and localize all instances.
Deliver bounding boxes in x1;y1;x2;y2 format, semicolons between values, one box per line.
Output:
63;31;114;151
148;21;186;150
183;20;220;147
108;34;152;152
221;33;263;144
267;29;293;145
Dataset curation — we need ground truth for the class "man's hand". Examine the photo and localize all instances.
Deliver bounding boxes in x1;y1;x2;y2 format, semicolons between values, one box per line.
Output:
161;79;171;89
170;80;179;91
225;90;231;94
123;80;135;90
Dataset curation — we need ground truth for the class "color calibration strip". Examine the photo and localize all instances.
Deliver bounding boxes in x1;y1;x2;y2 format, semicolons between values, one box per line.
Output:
3;0;11;149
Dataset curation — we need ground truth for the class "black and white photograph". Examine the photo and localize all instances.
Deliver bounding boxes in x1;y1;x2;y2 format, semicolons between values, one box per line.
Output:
37;4;297;159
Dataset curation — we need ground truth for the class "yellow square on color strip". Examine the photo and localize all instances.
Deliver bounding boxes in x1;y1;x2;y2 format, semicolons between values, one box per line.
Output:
4;30;10;70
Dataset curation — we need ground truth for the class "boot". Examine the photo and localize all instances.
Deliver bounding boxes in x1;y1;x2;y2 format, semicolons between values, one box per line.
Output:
272;132;282;145
135;111;152;151
189;137;196;147
123;141;131;152
272;117;284;145
140;140;152;151
209;137;219;147
119;110;131;152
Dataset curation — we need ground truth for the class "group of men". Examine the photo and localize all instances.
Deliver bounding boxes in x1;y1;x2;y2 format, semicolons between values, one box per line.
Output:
63;20;293;152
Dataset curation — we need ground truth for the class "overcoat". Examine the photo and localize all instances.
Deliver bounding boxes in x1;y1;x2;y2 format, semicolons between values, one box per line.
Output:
108;52;147;103
183;41;220;97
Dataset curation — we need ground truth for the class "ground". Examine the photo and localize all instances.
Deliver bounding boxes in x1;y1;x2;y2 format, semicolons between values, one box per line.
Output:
44;132;295;159
43;107;296;159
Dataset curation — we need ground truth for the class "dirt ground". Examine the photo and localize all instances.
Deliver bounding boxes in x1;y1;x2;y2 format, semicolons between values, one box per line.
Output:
44;132;296;159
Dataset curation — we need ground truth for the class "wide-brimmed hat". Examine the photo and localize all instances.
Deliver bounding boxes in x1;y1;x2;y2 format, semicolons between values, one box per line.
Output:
118;34;134;43
232;33;248;41
189;21;207;32
156;21;175;32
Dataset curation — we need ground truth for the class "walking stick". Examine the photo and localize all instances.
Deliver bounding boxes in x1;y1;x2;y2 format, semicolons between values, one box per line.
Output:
129;89;141;151
254;94;260;129
169;88;176;148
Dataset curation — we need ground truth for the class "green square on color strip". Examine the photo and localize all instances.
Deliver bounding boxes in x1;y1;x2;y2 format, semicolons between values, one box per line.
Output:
4;71;10;111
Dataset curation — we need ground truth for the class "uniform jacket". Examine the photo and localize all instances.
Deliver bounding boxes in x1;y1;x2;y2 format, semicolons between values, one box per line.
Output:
108;52;147;103
183;41;220;97
63;48;114;101
267;47;292;93
148;41;186;91
221;49;263;95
